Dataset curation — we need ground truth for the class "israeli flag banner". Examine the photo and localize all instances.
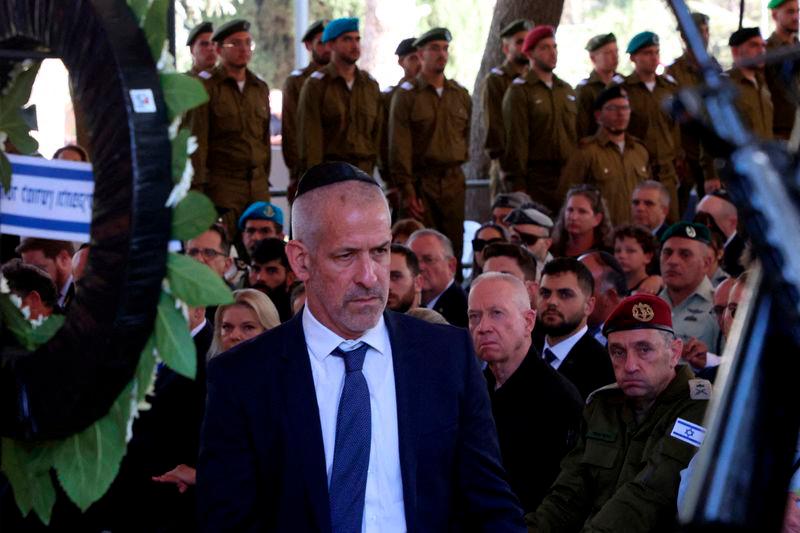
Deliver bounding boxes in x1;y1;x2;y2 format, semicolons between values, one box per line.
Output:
1;154;93;242
670;417;706;448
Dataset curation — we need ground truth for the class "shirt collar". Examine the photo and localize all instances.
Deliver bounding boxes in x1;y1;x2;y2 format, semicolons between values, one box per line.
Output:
302;305;389;361
724;230;737;247
543;324;588;363
425;279;454;309
58;275;73;306
659;275;715;306
190;318;208;338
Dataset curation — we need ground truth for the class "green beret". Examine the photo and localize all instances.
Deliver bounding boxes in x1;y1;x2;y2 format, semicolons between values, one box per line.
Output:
395;38;417;57
413;27;452;48
301;19;326;43
500;19;532;39
212;19;250;43
729;27;762;47
585;32;616;52
626;31;659;54
660;221;711;245
769;0;790;8
187;22;213;46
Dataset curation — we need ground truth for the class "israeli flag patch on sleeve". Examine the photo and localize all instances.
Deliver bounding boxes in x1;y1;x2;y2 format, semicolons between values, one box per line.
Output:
670;417;706;448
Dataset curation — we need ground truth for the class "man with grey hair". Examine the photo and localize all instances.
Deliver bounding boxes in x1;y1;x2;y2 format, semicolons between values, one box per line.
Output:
198;162;525;531
408;228;468;327
631;180;670;240
469;272;582;511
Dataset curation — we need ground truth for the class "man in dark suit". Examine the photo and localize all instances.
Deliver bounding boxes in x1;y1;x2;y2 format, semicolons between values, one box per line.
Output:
536;258;616;400
197;162;524;531
696;189;745;277
469;272;582;512
407;228;468;327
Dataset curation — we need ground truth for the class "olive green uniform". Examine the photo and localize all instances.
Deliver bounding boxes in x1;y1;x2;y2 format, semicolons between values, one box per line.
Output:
500;71;577;214
618;72;682;221
389;75;472;262
378;77;412;190
666;54;718;205
187;65;271;236
528;365;709;533
281;61;321;201
725;68;773;140
481;61;521;199
765;32;799;140
575;71;624;140
297;62;381;176
560;130;650;225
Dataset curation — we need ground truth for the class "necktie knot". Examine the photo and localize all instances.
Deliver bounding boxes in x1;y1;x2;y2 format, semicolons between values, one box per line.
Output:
332;342;369;373
544;348;558;365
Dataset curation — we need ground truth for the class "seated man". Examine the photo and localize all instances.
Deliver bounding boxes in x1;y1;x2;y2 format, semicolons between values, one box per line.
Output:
1;259;58;321
469;272;582;512
388;244;422;312
247;238;295;322
658;222;720;354
482;242;539;307
407;228;468;327
237;201;285;261
631;180;670;240
185;223;233;281
528;294;710;532
15;238;74;309
503;204;554;281
579;250;627;346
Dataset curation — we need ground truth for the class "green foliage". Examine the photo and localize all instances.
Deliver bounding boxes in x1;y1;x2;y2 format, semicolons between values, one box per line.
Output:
136;335;158;403
171;190;218;239
53;383;134;511
171;127;192;181
0;295;65;352
155;291;197;380
0;152;10;191
1;439;56;525
127;0;151;24
0;61;41;187
167;252;235;307
143;0;170;62
161;72;208;122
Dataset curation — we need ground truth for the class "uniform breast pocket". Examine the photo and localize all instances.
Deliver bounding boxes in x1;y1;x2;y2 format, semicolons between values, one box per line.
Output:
410;103;435;132
212;99;241;133
355;102;378;138
250;104;270;139
581;439;619;469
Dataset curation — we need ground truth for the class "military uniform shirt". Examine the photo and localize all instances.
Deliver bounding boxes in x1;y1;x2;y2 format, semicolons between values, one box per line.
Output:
281;62;320;180
618;72;681;164
378;77;411;188
528;365;708;533
765;32;799;139
560;130;649;225
500;71;577;190
482;61;519;159
658;276;719;350
575;71;624;140
297;62;382;175
725;68;773;140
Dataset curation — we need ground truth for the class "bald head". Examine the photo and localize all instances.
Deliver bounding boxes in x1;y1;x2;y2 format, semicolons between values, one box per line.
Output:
697;195;738;238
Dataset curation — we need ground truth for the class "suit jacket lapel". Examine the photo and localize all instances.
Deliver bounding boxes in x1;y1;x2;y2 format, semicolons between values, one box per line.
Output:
280;313;332;533
385;311;419;532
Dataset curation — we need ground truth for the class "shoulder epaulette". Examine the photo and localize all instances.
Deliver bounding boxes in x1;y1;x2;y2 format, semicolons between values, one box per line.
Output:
382;85;395;94
612;73;625;84
577;78;589;86
512;77;526;85
491;66;504;76
310;71;326;80
400;80;415;91
688;378;712;400
567;94;576;101
290;69;303;76
586;383;621;405
663;73;678;84
198;70;211;80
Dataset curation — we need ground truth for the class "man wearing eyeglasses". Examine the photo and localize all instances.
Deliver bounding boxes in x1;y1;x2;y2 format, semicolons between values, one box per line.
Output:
503;205;554;282
186;19;272;240
185;224;233;281
185;21;217;76
560;85;650;227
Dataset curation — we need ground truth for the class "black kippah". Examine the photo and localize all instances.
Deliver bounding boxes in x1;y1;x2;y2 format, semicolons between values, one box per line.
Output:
729;27;761;47
296;161;380;198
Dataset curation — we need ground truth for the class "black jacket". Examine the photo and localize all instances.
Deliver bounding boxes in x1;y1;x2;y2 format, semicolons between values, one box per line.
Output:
431;281;468;327
537;331;616;400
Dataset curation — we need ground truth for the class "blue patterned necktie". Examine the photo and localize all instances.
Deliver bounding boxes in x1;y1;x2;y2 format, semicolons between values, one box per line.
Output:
329;342;371;533
544;347;558;366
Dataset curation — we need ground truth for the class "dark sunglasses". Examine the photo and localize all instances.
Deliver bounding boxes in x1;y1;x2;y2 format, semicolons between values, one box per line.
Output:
515;231;548;246
472;237;503;252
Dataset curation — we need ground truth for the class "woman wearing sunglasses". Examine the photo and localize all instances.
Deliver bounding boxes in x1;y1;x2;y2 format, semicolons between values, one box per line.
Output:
463;222;508;290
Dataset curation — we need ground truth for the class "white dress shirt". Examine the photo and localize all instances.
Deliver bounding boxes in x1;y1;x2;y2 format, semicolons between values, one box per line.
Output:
542;325;589;370
303;306;406;533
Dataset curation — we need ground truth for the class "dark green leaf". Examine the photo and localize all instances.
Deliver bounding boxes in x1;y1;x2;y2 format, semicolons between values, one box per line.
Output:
3;115;39;154
155;292;196;379
1;438;56;524
171;128;191;183
28;314;65;347
0;62;40;124
126;0;149;25
53;383;133;511
0;151;11;192
0;294;34;351
160;73;208;122
142;0;169;63
167;252;234;307
135;334;157;403
171;190;217;240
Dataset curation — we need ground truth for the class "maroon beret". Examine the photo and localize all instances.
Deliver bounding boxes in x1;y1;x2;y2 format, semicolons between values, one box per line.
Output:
522;25;555;53
603;293;674;337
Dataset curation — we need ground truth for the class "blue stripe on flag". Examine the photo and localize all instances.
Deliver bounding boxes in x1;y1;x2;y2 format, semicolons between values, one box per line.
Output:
11;163;93;182
0;213;90;233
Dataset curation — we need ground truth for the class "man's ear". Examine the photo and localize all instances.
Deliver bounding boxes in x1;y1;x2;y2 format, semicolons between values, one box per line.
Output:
286;241;311;282
56;250;72;276
414;274;423;292
585;294;596;317
285;271;296;288
447;256;458;276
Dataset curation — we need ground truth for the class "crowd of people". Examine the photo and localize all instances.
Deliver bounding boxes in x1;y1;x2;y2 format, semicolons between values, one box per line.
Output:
2;0;800;530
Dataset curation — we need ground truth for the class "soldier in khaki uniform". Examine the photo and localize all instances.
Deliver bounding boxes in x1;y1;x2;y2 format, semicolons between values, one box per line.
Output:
726;28;773;139
185;21;216;77
389;27;472;264
501;25;577;215
481;19;532;201
666;12;720;206
281;20;329;202
618;32;682;222
561;86;650;226
187;19;271;237
575;33;624;140
379;37;420;214
297;17;381;177
765;0;799;140
528;293;710;533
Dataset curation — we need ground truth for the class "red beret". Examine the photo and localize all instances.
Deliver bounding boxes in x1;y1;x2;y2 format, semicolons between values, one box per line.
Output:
603;294;674;337
522;25;555;53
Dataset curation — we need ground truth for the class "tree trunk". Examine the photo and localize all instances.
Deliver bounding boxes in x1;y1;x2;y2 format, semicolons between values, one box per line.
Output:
465;0;565;183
